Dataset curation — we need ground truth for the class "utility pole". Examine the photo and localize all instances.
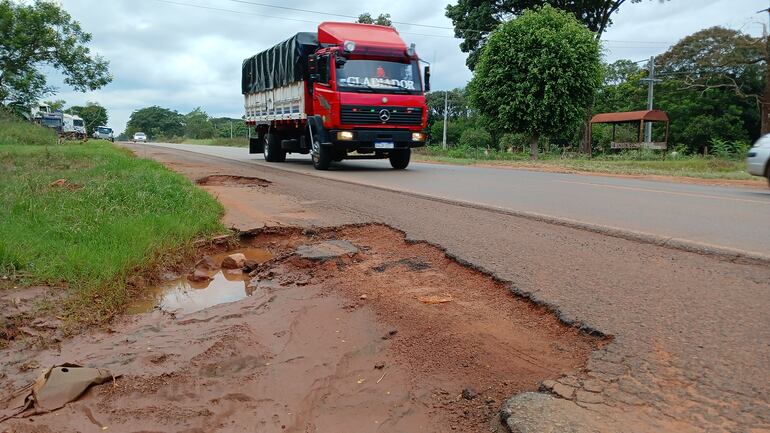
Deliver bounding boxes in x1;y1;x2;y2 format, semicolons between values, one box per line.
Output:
640;56;661;143
230;121;233;139
442;90;449;149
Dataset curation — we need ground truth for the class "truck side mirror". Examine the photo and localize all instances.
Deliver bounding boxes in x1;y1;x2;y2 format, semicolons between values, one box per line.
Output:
424;66;431;92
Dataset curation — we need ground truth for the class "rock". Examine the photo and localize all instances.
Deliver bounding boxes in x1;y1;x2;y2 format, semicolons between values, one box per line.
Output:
374;362;385;370
359;294;368;300
575;390;604;405
295;240;359;261
188;269;212;283
382;329;398;340
195;255;219;271
49;178;67;187
461;388;477;400
242;259;260;273
541;379;577;400
221;253;247;269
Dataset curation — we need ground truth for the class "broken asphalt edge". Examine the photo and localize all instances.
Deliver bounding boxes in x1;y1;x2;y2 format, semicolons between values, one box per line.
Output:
153;144;770;267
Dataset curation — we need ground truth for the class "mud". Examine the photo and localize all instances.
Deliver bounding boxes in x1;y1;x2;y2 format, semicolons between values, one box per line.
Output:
126;248;275;315
196;174;271;187
0;225;599;432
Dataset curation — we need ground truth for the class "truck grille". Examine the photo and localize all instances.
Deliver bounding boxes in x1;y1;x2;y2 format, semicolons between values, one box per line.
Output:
340;106;423;126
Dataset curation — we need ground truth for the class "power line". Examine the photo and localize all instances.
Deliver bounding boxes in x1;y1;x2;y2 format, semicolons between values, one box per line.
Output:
147;0;676;45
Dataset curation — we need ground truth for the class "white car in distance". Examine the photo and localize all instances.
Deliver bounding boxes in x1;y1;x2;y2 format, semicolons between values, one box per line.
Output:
132;132;148;143
747;134;770;188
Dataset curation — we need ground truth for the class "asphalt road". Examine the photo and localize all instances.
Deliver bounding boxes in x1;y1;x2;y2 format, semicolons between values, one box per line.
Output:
145;142;770;257
128;142;770;433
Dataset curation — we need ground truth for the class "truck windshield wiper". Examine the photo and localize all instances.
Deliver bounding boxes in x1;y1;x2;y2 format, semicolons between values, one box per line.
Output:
342;82;376;93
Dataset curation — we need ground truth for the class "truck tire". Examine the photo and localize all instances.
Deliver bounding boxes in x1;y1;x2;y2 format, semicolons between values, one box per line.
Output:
389;149;411;170
264;133;286;162
311;141;332;170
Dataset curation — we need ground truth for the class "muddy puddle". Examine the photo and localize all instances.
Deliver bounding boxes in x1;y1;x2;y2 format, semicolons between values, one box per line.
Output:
0;225;601;433
127;248;275;314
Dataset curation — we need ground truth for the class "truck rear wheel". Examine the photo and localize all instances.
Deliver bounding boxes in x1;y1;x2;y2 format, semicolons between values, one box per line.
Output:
264;133;286;162
389;149;411;170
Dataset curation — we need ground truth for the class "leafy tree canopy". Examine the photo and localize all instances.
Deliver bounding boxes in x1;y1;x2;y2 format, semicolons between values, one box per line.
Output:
42;99;66;111
656;26;764;104
0;0;111;106
445;0;661;70
126;106;184;139
425;87;473;125
468;5;601;158
67;102;107;130
356;12;392;26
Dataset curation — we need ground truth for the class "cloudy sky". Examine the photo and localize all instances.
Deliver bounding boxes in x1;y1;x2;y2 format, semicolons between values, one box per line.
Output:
51;0;769;134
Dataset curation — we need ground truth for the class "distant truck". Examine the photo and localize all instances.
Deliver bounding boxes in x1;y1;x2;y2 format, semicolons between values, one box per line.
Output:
92;126;114;141
30;104;86;140
241;22;430;170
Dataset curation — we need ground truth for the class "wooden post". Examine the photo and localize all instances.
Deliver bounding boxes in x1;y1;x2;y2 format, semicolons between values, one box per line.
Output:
612;123;616;142
638;120;644;143
665;121;670;147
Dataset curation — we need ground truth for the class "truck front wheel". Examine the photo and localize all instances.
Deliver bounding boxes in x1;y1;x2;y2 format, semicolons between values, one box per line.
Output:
311;141;332;170
264;133;286;162
389;149;411;170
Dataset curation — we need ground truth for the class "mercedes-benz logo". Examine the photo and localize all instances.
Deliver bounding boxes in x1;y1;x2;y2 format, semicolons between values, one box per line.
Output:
379;109;391;123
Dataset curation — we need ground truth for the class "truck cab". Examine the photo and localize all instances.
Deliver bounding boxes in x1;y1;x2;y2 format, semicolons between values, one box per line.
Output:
243;22;429;170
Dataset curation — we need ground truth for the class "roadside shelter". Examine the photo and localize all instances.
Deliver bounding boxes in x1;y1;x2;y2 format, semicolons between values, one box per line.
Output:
589;110;670;151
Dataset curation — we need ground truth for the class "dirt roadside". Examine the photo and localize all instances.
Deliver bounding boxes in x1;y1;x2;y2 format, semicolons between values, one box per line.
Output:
3;143;769;433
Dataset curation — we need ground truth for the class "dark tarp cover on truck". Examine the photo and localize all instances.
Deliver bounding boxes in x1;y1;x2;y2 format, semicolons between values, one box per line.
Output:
241;32;319;94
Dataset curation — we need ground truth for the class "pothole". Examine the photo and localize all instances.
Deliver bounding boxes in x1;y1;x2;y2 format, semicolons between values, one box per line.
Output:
133;224;603;431
196;175;271;187
127;247;275;314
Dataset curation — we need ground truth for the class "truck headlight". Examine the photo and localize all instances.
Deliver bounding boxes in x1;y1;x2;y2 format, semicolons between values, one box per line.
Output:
412;132;426;142
337;131;354;141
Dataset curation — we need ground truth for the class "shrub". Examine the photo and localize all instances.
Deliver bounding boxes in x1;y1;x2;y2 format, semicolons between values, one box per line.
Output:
459;128;492;149
499;132;529;152
0;110;57;146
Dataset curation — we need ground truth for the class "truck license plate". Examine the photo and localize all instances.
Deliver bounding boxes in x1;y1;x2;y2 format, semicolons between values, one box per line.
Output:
375;141;394;149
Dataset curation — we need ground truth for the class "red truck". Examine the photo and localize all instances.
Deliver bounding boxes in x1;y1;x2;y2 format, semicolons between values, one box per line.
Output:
241;22;430;170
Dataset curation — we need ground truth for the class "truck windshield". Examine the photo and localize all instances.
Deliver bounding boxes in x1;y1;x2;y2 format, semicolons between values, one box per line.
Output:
98;127;112;134
74;119;84;127
336;60;422;93
42;118;61;127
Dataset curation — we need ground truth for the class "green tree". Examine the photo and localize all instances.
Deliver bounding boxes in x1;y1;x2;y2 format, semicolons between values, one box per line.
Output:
445;0;664;70
42;99;66;111
212;117;248;138
126;106;184;139
425;87;472;126
184;107;215;139
0;0;111;106
356;12;392;26
67;102;108;131
656;26;766;134
468;5;601;159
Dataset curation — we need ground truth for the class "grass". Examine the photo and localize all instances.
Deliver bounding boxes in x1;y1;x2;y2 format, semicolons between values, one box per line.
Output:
0;137;225;323
0;112;58;146
414;146;757;181
168;137;248;147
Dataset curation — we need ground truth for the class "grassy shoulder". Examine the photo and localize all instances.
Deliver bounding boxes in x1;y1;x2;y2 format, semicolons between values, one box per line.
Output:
0;139;225;323
413;147;758;182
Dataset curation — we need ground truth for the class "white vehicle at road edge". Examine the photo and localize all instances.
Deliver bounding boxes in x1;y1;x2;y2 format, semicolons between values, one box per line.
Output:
132;132;147;143
747;134;770;188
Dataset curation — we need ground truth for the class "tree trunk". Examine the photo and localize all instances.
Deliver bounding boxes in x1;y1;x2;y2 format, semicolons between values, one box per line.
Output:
530;134;539;160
